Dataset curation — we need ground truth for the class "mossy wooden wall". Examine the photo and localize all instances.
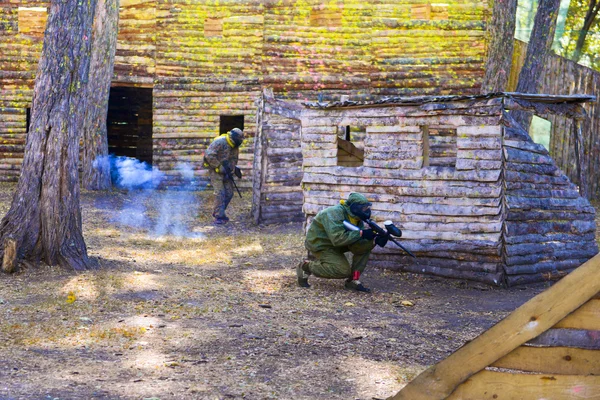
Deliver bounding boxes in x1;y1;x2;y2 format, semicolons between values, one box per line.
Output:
0;0;491;188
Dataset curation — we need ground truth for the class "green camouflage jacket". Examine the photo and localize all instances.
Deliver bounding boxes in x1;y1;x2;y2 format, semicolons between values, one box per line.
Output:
305;193;371;253
203;135;239;174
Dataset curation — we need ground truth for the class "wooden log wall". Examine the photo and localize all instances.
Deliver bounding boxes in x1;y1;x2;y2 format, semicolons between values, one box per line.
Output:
370;0;490;96
299;98;507;285
114;0;156;85
502;113;598;286
0;0;491;189
0;3;47;182
152;1;264;189
510;39;600;199
252;111;303;224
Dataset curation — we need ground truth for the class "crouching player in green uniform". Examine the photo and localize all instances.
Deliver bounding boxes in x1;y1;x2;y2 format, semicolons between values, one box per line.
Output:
297;193;378;292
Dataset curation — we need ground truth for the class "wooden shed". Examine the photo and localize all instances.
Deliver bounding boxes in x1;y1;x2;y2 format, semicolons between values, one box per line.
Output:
255;92;598;286
389;252;600;399
0;0;490;188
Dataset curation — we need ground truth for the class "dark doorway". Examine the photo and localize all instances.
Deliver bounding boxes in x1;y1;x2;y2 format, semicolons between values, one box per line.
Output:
107;86;153;164
219;115;244;135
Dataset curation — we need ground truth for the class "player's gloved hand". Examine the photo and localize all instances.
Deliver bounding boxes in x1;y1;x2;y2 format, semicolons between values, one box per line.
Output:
221;160;232;175
234;166;242;179
361;229;376;240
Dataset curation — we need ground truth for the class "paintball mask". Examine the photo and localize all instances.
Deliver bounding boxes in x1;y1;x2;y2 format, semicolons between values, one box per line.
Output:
229;128;244;147
349;202;372;221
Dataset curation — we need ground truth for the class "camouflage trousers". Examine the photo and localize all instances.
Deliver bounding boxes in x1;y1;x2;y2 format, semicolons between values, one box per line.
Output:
209;169;234;219
305;239;375;279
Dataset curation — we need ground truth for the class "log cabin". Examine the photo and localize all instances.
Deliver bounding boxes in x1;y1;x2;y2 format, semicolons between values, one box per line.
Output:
0;0;490;189
257;92;598;286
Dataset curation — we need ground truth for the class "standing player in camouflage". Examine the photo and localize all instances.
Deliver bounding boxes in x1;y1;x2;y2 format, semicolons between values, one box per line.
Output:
297;193;377;292
203;128;244;225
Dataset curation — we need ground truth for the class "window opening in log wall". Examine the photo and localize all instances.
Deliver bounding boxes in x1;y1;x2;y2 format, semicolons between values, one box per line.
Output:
529;115;552;151
107;86;153;165
310;5;342;27
219;115;244;135
25;107;31;134
204;18;223;37
18;7;48;38
423;125;457;167
337;125;364;167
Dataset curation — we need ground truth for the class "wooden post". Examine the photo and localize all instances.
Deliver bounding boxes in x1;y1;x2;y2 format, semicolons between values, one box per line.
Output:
573;119;588;198
251;90;266;224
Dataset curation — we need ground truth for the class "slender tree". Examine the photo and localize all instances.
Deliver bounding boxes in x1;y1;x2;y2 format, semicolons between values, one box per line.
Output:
572;0;600;62
0;0;97;272
481;0;519;93
513;0;561;129
82;0;120;190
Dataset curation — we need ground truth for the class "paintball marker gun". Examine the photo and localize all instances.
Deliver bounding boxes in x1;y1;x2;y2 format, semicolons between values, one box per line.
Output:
222;163;242;198
343;219;416;259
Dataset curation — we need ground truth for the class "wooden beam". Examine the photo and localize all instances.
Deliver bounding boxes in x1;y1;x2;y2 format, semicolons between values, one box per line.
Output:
493;346;600;375
388;253;600;400
447;370;600;399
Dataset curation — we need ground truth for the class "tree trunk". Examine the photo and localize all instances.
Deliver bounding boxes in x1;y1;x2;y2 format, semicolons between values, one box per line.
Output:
572;0;600;62
481;0;518;93
512;0;561;129
0;0;97;272
82;0;120;190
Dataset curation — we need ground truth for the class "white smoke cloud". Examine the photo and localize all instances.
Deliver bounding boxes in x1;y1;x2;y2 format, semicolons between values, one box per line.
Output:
103;155;204;239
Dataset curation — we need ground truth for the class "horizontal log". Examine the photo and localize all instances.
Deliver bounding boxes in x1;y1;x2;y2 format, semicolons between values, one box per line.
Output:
373;260;503;286
448;370;600;400
505;232;596;245
554;299;600;330
505;237;597;255
506;195;592;211
505;248;598;266
506;220;596;236
492;346;600;375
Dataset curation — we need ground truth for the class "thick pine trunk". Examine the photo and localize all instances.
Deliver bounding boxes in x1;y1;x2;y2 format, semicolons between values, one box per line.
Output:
82;0;120;190
0;0;97;272
512;0;561;129
481;0;518;93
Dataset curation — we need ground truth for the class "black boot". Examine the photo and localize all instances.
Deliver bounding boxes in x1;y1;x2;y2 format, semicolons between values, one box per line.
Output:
296;260;311;288
345;271;371;293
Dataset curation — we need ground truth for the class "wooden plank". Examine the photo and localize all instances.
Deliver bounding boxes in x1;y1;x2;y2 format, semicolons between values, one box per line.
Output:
555;298;600;330
493;346;600;375
389;253;600;400
448;370;600;399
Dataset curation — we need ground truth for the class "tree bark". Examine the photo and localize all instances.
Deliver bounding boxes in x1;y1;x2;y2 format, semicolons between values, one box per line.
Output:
481;0;518;93
572;0;600;62
512;0;561;129
82;0;120;190
0;0;97;271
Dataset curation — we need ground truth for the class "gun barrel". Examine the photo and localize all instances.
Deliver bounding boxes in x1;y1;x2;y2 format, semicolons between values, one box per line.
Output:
225;168;242;198
389;237;416;258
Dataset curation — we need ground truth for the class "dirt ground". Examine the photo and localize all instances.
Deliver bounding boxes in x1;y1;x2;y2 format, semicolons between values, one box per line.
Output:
0;183;596;400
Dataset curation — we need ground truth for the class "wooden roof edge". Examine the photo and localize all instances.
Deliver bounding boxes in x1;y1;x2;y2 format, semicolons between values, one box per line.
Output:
303;92;596;110
262;88;303;120
388;252;600;400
